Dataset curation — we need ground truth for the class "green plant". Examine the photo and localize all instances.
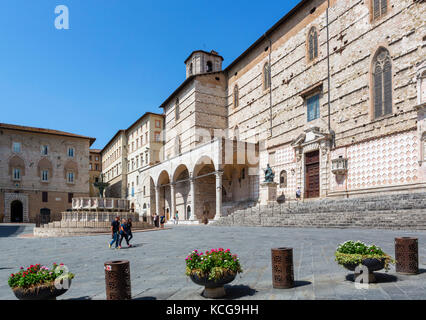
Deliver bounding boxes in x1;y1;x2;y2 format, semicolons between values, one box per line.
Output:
8;263;74;290
335;241;395;271
185;248;243;280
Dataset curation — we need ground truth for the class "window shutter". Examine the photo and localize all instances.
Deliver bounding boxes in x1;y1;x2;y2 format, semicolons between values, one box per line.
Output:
381;0;387;15
314;95;320;119
374;64;383;118
373;0;380;19
307;95;319;122
383;60;392;115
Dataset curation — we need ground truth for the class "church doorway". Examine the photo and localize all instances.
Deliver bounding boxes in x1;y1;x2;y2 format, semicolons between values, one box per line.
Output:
11;200;23;223
305;150;320;198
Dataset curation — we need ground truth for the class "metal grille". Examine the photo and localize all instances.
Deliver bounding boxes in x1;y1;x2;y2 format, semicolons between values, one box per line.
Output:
395;237;418;275
104;260;131;300
271;248;294;289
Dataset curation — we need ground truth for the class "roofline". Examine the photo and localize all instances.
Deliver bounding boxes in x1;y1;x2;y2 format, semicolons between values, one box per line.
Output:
159;71;224;109
0;123;96;146
125;112;164;133
100;129;126;154
184;50;224;64
224;0;311;72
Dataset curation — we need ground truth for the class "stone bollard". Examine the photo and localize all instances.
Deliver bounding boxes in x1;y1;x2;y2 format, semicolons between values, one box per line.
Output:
271;248;294;289
104;260;131;300
395;237;418;275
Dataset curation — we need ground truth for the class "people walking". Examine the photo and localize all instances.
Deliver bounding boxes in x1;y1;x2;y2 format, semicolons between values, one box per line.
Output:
127;218;133;242
118;218;131;249
109;216;120;249
174;211;179;225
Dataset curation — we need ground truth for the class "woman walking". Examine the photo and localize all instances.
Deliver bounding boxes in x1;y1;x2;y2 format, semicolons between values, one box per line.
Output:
127;218;133;243
118;218;132;249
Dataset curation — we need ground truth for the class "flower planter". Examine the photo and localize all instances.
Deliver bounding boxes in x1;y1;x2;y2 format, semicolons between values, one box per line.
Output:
12;280;72;300
343;258;385;283
190;272;236;298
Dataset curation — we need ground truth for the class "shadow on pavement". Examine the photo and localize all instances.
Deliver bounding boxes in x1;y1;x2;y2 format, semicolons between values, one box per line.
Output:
345;273;398;283
0;268;14;271
133;296;157;300
417;268;426;275
67;296;92;300
293;280;312;288
0;226;25;237
223;285;257;299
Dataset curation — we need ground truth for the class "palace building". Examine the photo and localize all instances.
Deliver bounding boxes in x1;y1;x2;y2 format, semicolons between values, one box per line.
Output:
105;0;425;223
0;123;95;224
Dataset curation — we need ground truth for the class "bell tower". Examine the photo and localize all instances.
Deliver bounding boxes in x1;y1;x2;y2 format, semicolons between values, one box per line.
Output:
184;50;223;78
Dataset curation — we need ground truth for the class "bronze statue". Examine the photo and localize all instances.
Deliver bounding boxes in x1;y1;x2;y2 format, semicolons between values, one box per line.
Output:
93;173;109;198
263;164;275;183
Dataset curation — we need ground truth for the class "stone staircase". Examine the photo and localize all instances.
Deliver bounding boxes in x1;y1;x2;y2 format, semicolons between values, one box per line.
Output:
213;193;426;230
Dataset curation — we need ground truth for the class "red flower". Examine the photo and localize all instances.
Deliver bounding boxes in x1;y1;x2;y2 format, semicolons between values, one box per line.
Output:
10;274;14;277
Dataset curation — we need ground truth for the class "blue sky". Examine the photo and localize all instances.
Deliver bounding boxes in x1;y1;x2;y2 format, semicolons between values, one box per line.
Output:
0;0;300;149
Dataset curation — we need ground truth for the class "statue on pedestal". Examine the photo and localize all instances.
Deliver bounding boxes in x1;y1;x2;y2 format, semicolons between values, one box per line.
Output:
94;174;109;198
263;164;275;183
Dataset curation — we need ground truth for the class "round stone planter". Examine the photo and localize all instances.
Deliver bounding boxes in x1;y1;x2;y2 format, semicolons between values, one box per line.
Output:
12;280;72;300
343;258;386;283
190;272;236;298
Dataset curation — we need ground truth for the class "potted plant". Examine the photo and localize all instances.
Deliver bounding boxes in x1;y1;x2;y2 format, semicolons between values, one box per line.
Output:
185;248;243;298
335;240;395;283
8;263;74;300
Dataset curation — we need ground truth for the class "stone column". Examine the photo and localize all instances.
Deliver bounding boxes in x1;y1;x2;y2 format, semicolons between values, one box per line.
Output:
214;171;223;221
155;185;160;215
170;183;176;220
189;177;195;221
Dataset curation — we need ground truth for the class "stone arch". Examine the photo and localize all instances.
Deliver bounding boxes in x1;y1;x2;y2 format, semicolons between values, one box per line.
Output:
4;193;29;223
64;160;79;179
193;155;216;177
37;157;53;178
8;155;25;176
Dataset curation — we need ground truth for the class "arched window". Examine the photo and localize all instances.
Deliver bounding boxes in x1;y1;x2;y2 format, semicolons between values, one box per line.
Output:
372;0;387;21
263;63;271;90
206;61;213;72
372;47;392;118
233;85;239;108
308;27;318;61
280;170;287;188
175;98;180;121
189;63;193;76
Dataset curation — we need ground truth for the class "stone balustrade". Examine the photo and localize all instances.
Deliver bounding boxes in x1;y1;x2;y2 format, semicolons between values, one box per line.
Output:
62;211;139;223
71;197;130;211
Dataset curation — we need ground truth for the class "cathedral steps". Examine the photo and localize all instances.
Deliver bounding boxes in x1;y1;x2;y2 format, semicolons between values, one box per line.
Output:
214;193;426;230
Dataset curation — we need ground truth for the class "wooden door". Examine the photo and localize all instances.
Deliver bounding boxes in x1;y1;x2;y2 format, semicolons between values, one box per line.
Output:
305;151;320;198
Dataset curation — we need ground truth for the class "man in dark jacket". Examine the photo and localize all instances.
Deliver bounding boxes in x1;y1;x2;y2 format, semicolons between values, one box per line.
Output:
109;216;120;249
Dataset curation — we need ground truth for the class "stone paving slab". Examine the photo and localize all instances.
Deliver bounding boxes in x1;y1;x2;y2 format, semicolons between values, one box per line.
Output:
0;225;425;300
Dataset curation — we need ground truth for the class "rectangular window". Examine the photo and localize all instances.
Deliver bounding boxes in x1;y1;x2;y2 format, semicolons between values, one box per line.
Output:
155;120;161;128
13;168;21;180
67;171;74;183
95;164;99;171
154;132;160;142
307;94;320;122
136;175;139;185
68;193;73;203
41;145;48;155
90;164;93;170
41;170;49;182
42;191;48;202
68;147;75;158
95;156;99;161
13;142;21;153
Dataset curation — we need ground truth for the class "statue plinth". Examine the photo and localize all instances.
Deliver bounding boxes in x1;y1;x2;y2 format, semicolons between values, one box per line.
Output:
259;182;278;205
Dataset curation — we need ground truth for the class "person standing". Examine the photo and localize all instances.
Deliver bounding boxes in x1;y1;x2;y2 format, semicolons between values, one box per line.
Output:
154;214;159;228
127;218;133;242
296;187;301;201
160;215;165;228
109;216;120;249
118;218;131;249
174;211;179;225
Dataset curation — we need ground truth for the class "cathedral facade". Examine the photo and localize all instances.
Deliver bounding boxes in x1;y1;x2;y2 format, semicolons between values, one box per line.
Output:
128;0;425;223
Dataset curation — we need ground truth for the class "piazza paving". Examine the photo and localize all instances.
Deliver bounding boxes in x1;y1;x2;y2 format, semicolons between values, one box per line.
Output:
0;225;426;300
